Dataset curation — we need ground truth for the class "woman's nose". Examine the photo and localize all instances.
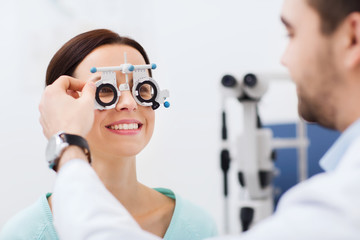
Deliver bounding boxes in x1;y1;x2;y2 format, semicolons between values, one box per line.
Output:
115;90;138;112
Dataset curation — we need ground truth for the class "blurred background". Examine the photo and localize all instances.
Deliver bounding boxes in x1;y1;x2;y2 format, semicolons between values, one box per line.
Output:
0;0;302;234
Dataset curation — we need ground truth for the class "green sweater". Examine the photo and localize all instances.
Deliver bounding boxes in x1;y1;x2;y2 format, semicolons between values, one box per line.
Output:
0;189;217;240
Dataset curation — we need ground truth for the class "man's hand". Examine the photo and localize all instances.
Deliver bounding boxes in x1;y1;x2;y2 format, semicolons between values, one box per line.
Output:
39;76;97;139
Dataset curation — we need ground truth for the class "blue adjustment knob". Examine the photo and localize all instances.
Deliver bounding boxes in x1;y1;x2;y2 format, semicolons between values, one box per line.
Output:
164;101;170;108
151;63;157;69
90;67;97;73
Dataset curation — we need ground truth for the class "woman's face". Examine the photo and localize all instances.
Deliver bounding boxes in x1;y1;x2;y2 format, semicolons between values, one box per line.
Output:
73;44;155;159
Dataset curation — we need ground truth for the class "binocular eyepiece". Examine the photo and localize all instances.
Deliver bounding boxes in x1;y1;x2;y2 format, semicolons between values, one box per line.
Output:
221;73;258;88
221;73;268;101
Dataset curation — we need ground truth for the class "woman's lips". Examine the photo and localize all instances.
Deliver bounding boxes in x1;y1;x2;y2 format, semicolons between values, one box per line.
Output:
106;120;143;135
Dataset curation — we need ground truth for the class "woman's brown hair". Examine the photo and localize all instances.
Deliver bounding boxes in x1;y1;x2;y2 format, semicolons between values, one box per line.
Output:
46;29;152;86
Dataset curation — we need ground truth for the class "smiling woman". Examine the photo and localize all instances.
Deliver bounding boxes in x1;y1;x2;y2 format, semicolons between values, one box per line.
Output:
0;29;217;240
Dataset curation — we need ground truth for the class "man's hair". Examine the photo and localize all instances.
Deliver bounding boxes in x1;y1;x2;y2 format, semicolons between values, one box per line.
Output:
307;0;360;35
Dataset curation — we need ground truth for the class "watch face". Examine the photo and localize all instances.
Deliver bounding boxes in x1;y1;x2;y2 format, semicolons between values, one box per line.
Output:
46;135;58;164
45;133;68;168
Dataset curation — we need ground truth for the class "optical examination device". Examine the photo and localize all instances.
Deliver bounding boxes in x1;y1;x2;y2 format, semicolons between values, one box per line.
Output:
220;73;309;234
90;53;170;110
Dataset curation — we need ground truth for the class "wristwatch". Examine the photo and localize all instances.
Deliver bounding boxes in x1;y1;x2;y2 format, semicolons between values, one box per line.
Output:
46;131;91;171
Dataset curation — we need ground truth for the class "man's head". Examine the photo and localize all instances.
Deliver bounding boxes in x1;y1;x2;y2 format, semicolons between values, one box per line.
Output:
307;0;360;35
281;0;360;131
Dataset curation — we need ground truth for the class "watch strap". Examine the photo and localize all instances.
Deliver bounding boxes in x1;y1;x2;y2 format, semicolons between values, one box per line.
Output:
50;133;92;172
60;133;92;163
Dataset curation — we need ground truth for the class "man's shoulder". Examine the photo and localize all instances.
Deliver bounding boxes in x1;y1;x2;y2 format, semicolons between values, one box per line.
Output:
0;194;58;240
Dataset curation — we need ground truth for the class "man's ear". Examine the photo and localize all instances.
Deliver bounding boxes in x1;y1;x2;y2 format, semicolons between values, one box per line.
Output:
344;12;360;69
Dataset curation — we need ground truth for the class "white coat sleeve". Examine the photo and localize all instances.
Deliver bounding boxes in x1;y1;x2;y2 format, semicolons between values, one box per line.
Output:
52;159;161;240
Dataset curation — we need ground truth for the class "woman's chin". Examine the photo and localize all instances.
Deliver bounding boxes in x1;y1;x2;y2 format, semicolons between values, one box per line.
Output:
111;146;144;158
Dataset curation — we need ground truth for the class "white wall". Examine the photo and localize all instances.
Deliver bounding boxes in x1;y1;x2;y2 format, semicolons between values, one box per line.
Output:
0;0;298;235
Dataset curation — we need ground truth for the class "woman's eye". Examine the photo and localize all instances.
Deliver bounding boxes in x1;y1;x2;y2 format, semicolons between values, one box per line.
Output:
100;88;113;93
98;87;115;98
140;87;150;93
139;84;154;100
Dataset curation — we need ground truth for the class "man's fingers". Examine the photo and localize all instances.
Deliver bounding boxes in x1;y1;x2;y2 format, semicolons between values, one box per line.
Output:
81;81;96;103
67;90;80;99
88;75;101;83
52;76;87;92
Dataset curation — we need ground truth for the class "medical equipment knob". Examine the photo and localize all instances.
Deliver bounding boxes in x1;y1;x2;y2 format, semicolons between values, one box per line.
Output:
244;73;257;87
240;207;254;232
221;75;237;88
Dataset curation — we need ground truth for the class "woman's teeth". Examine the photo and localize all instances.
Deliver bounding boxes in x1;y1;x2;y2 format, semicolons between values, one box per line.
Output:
109;123;139;130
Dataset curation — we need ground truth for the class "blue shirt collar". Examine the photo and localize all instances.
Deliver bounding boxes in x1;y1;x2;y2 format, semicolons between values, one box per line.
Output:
320;118;360;172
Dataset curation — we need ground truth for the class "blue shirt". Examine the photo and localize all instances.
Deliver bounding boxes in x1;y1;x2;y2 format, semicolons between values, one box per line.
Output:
0;189;217;240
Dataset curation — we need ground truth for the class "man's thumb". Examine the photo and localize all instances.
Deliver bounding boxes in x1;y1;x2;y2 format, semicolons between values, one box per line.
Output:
81;81;96;101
